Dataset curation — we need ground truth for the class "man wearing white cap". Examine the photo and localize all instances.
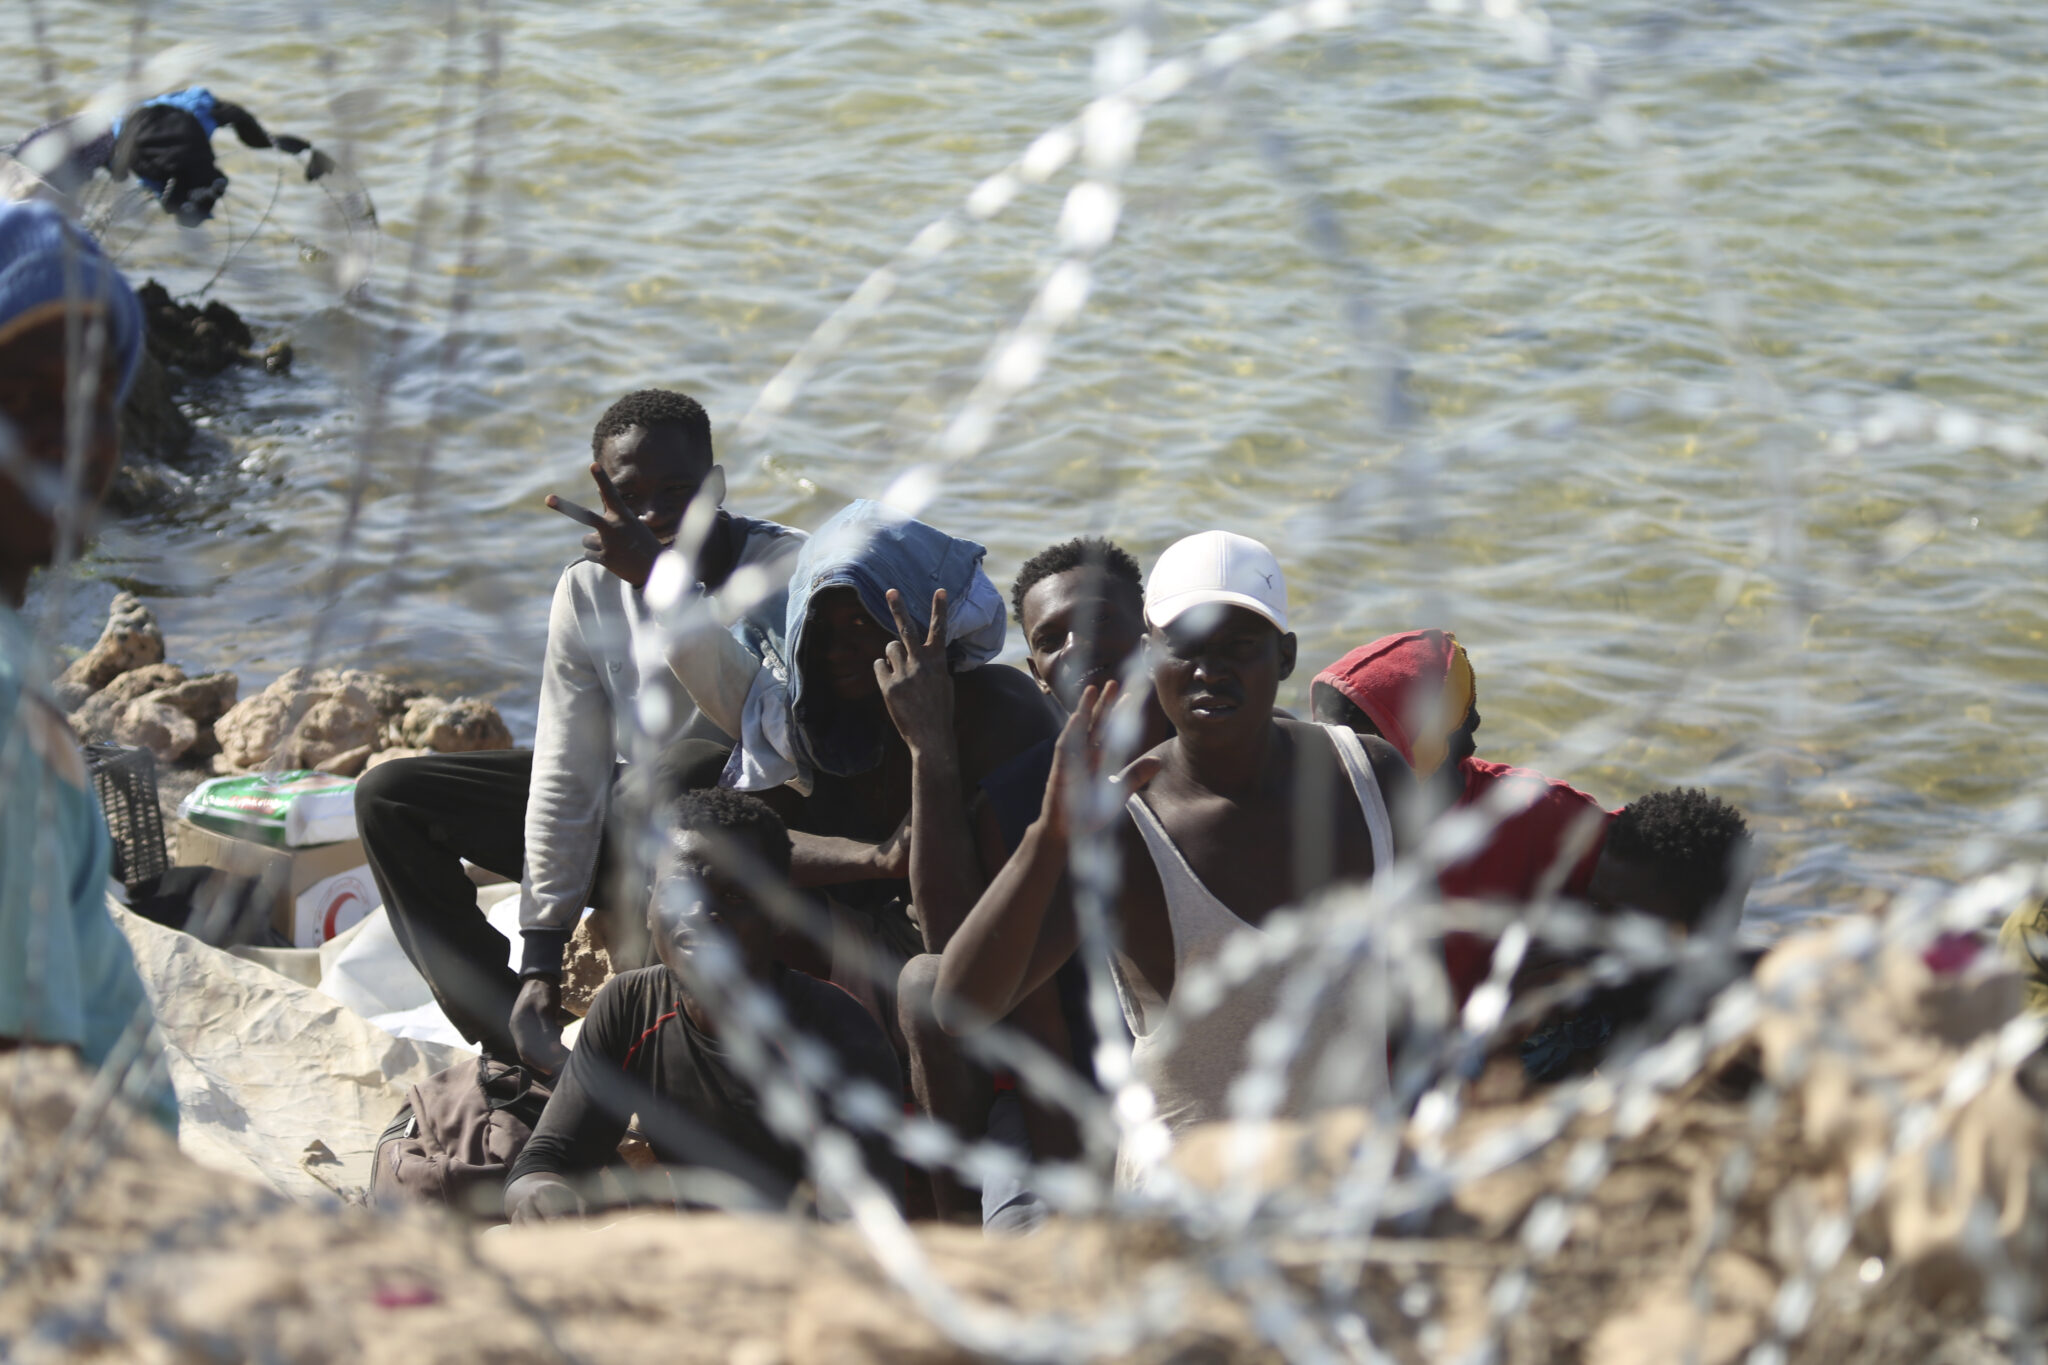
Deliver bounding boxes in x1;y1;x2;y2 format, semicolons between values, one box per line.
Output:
931;530;1416;1184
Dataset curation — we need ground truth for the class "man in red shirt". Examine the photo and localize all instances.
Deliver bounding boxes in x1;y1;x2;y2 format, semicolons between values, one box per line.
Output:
1310;631;1750;1005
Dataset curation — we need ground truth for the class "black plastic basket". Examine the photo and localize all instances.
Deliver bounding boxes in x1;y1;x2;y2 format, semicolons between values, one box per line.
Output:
84;743;170;898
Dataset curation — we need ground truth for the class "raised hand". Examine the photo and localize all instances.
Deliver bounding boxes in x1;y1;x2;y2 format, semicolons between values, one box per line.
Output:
875;587;955;758
1040;680;1164;841
545;462;663;590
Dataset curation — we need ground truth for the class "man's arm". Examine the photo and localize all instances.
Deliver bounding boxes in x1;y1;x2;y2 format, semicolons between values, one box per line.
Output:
504;981;634;1224
787;823;909;888
873;589;987;952
933;684;1145;1035
513;571;614;1072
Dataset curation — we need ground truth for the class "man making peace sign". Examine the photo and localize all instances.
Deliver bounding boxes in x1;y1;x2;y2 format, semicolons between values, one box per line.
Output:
357;389;802;1074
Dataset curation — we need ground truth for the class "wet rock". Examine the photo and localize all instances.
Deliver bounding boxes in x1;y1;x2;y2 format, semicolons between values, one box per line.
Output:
111;697;199;763
137;281;255;376
116;350;195;466
399;696;512;753
58;593;165;695
262;341;293;375
71;663;188;735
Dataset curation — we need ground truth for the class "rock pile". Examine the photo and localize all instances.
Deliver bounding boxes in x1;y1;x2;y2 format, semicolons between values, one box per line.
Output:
60;593;512;777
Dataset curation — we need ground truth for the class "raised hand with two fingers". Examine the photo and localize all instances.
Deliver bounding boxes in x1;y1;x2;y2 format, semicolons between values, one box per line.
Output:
875;587;956;758
544;462;663;590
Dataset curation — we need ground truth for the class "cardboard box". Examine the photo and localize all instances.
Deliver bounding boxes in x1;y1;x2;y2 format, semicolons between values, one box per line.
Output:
173;818;374;947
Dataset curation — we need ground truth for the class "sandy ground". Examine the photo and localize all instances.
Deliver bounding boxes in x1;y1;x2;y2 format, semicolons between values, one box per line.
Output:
5;916;2044;1364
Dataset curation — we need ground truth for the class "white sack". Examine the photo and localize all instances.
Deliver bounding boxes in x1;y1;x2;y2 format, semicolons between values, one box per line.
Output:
113;903;468;1203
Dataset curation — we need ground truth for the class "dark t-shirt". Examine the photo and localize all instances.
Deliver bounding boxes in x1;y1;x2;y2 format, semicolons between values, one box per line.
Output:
507;964;903;1206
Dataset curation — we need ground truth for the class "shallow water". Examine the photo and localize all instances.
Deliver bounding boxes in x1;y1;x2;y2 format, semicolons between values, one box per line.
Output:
9;0;2047;922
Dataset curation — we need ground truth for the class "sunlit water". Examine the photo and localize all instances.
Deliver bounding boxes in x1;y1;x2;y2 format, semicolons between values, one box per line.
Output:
9;0;2047;922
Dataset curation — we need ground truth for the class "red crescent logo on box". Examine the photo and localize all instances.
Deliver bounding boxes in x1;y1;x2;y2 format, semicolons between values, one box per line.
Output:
322;882;368;941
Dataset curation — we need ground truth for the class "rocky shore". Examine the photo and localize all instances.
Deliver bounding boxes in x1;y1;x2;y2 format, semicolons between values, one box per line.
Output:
111;280;295;512
58;592;513;835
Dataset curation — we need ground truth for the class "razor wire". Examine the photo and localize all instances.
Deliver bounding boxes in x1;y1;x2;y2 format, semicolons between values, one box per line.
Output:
6;0;2048;1362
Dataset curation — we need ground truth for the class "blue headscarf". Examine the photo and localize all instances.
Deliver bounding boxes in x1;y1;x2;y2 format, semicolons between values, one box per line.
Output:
753;500;1009;779
0;200;145;400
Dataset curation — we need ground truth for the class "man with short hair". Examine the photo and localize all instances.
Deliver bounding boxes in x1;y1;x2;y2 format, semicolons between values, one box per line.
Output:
934;531;1417;1183
896;535;1167;1225
1587;787;1752;930
504;788;903;1222
357;389;801;1075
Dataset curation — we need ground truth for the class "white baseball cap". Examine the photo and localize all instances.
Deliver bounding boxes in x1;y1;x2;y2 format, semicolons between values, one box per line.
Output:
1144;530;1289;633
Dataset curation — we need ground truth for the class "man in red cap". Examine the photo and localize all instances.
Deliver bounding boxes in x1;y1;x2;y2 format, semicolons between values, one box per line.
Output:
1310;631;1751;1007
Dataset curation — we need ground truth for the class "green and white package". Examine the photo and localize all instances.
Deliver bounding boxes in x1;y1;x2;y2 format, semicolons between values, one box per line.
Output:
178;771;360;848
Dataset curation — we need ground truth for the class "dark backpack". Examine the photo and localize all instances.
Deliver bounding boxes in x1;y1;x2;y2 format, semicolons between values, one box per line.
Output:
370;1057;550;1218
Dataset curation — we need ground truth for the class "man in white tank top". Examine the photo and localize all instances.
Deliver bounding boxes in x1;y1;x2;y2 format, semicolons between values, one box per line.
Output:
931;532;1418;1182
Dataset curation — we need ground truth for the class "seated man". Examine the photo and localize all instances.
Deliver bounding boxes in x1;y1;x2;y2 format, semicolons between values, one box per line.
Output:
357;390;800;1075
719;501;1060;1036
9;88;336;225
934;531;1418;1185
0;200;175;1128
1515;787;1754;1082
1311;631;1753;1003
504;789;902;1221
896;536;1170;1226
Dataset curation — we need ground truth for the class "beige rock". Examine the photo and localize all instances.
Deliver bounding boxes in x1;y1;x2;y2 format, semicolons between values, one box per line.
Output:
290;686;384;769
365;745;433;771
213;669;385;772
153;671;240;728
314;744;376;777
57;591;165;694
396;695;450;746
423;697;513;753
315;667;420;719
152;672;238;761
110;696;200;762
400;695;513;753
560;916;616;1019
71;662;187;737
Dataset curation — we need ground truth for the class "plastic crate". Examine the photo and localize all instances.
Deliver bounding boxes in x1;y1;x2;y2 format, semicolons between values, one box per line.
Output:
84;743;170;897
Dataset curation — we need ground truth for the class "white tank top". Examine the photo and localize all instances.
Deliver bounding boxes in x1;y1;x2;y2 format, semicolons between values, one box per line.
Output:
1111;723;1394;1185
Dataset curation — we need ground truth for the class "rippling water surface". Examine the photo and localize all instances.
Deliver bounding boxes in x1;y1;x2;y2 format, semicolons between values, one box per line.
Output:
9;0;2047;921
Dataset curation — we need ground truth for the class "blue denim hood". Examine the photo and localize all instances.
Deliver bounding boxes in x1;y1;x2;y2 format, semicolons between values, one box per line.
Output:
764;500;1007;778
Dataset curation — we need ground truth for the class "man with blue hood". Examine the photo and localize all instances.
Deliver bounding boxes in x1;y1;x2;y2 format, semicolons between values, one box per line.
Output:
0;199;177;1130
721;502;1060;1056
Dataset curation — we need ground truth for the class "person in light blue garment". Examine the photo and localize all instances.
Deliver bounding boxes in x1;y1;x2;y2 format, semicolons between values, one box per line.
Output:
0;198;176;1130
